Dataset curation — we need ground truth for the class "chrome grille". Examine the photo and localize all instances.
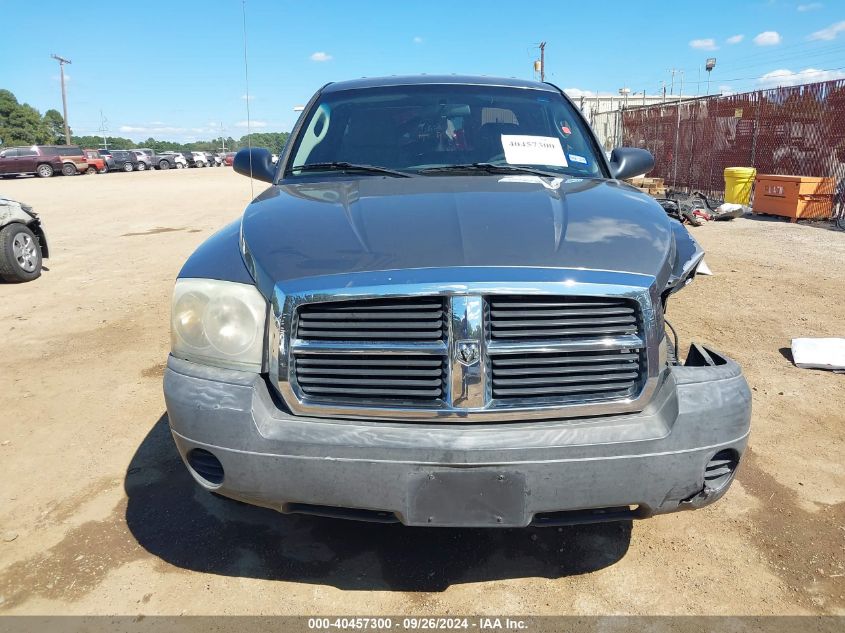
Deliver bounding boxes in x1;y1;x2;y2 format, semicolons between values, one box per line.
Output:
295;353;447;403
297;297;447;341
278;275;657;422
490;349;642;400
489;296;639;340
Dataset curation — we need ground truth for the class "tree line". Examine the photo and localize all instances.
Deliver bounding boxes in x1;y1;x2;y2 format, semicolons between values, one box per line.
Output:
1;88;289;153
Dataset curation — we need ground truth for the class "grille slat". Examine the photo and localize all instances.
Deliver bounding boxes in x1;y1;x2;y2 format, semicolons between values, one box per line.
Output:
298;297;447;342
493;372;639;386
490;295;640;341
294;351;447;404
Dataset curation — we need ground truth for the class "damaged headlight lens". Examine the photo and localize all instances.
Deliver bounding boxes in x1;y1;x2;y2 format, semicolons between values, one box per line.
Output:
171;278;267;372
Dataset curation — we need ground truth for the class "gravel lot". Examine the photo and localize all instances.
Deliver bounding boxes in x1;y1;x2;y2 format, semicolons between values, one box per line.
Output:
0;168;842;615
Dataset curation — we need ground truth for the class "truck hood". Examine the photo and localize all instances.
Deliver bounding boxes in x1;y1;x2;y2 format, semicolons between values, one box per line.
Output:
240;175;678;292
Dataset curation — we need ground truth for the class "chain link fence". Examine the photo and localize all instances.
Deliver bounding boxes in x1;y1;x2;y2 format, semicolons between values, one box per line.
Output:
619;79;845;200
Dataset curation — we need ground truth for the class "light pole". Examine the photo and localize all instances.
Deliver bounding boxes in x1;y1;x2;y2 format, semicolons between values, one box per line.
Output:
51;54;72;145
617;87;631;148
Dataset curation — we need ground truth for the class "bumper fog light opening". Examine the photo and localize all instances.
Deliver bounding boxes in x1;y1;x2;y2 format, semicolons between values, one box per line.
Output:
187;448;225;485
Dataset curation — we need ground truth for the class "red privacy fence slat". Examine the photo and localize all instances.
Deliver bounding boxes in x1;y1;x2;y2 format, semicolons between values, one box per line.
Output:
621;79;845;198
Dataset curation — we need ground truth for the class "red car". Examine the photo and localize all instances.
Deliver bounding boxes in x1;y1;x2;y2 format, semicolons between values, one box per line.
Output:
224;152;236;166
84;149;108;174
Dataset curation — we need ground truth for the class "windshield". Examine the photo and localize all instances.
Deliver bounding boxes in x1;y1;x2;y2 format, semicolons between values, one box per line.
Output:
286;84;604;178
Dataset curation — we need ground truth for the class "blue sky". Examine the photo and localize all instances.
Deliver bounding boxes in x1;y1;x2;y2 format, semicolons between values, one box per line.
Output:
1;0;843;142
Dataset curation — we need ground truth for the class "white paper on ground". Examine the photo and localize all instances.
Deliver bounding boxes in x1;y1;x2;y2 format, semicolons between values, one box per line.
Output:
501;135;568;167
791;338;845;370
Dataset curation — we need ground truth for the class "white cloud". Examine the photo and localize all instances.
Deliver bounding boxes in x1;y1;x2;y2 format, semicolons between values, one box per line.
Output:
753;31;782;46
808;21;845;41
797;2;823;11
240;94;255;101
726;34;744;44
119;125;187;134
564;88;595;98
310;51;332;62
689;38;718;51
413;36;423;44
718;85;735;95
235;120;267;128
757;67;845;87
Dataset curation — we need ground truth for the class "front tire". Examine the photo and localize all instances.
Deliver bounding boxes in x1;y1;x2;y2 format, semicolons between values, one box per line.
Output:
123;162;134;172
98;165;109;174
36;164;54;178
86;166;97;175
61;163;77;176
158;159;170;170
0;224;42;282
137;161;147;171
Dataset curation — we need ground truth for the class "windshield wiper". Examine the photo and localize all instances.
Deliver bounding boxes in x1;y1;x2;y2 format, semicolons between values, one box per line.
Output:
291;162;413;178
418;163;564;179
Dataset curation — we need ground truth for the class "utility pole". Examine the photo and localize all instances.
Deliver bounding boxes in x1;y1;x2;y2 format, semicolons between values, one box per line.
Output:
98;110;109;150
51;54;72;145
539;42;545;82
669;68;677;96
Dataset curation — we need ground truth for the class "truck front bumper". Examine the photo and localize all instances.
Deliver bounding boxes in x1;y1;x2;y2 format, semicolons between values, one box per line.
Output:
163;346;751;528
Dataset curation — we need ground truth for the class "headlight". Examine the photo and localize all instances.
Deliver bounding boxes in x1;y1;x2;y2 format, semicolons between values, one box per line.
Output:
171;278;267;372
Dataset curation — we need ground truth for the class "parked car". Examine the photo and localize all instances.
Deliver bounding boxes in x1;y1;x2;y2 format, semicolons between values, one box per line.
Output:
130;150;153;171
39;145;89;175
99;149;139;172
164;75;751;528
191;151;209;168
139;149;182;170
223;152;236;166
160;151;189;169
84;149;108;174
0;146;62;178
0;196;49;282
211;153;223;166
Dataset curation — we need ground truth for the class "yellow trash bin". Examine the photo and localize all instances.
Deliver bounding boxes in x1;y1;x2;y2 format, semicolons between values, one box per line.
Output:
724;167;756;204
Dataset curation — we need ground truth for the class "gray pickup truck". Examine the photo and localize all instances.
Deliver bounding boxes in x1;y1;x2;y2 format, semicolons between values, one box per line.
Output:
164;75;751;528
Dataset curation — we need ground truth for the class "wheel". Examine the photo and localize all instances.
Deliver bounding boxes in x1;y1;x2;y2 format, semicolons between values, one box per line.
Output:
123;162;134;172
158;159;170;170
137;161;147;171
98;165;109;174
0;223;42;282
175;162;184;169
86;166;97;175
36;164;54;178
61;163;77;176
198;161;206;168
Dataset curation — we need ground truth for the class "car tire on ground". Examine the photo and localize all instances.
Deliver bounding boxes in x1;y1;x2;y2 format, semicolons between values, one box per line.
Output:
36;164;54;178
0;223;42;283
137;162;147;171
61;163;77;177
98;165;109;174
123;162;134;172
86;166;97;175
175;162;183;169
158;160;170;170
198;161;206;168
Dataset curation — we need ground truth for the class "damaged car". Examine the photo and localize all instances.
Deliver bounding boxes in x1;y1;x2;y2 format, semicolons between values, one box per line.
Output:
164;75;751;528
0;196;49;282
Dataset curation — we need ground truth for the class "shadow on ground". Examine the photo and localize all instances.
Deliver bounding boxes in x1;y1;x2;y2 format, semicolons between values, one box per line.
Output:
125;414;631;591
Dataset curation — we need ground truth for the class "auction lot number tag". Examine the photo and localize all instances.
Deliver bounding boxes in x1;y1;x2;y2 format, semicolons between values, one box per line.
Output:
501;135;568;167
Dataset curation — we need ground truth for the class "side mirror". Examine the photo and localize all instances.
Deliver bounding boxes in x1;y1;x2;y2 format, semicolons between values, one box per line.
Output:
233;147;275;183
608;147;655;181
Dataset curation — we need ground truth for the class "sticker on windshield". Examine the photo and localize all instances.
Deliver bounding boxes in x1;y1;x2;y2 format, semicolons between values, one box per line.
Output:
568;153;588;164
501;135;567;167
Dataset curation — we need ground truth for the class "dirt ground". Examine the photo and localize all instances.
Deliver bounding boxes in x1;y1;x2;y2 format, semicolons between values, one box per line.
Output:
0;168;842;616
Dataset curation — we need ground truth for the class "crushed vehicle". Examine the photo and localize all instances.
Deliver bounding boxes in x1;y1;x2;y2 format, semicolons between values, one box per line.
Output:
164;76;751;528
0;196;49;282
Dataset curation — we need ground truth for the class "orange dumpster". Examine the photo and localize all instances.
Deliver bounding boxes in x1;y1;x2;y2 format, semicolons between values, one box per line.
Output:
752;174;835;222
